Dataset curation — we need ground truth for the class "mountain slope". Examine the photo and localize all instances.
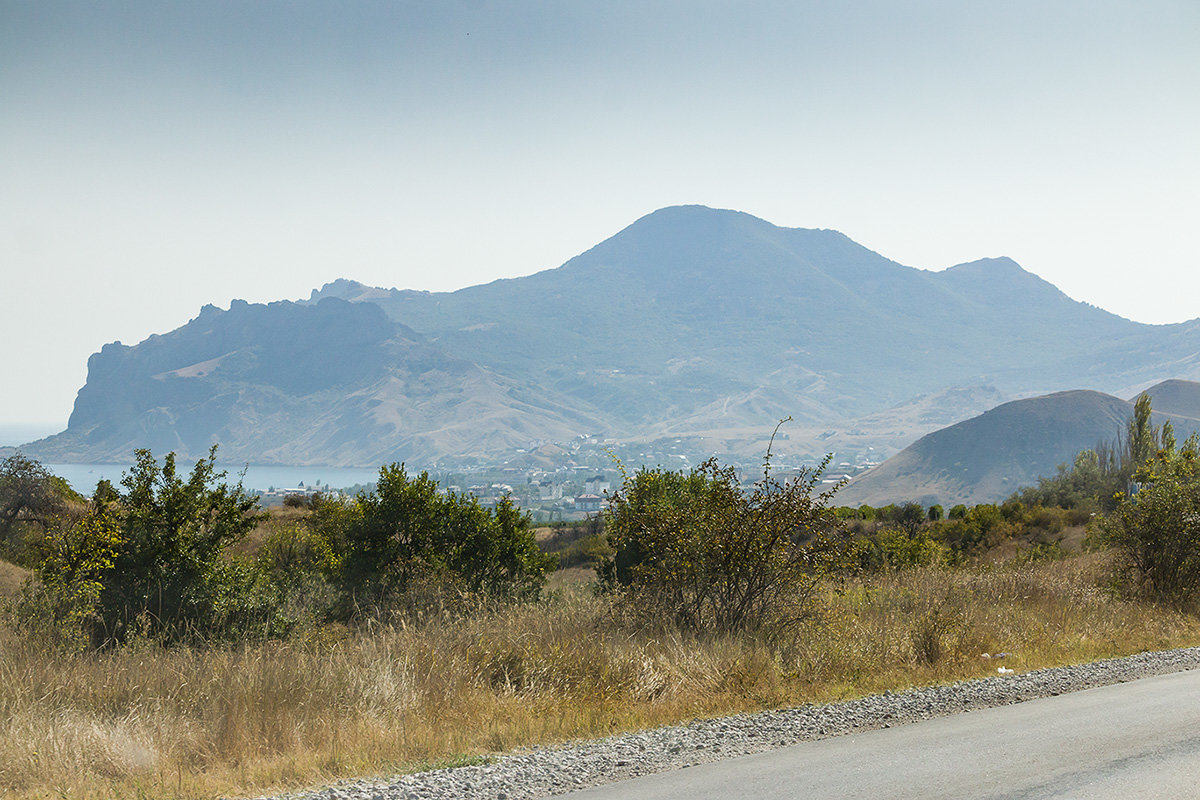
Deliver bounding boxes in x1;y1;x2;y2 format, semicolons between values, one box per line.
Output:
1143;379;1200;423
839;384;1200;507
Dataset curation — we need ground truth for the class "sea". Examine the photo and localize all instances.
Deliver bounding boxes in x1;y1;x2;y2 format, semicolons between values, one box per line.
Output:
44;463;382;495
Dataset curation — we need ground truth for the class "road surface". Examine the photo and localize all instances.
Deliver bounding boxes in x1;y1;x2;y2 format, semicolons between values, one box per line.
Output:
567;668;1200;799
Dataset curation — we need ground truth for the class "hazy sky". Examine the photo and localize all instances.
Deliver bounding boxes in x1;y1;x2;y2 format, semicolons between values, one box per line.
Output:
3;0;1198;434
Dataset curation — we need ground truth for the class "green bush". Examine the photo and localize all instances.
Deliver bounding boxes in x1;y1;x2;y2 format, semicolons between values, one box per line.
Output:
1016;449;1115;512
96;447;263;644
319;464;555;619
13;448;264;647
599;456;851;633
1097;437;1200;607
937;503;1015;555
0;453;82;566
247;521;339;637
858;527;948;570
15;503;122;650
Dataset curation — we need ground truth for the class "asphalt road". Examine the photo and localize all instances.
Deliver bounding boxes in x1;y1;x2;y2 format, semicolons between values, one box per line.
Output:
566;668;1200;799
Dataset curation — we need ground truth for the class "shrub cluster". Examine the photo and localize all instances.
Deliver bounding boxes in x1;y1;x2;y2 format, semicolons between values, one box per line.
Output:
319;463;555;619
539;515;611;570
0;453;83;565
599;455;852;634
842;498;1089;569
1098;434;1200;607
8;450;554;649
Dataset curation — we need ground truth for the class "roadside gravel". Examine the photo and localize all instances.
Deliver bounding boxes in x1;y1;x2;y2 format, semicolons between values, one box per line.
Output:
246;646;1200;800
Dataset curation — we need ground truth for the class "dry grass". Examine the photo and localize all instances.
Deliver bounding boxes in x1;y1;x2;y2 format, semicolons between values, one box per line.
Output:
2;554;1198;800
0;558;28;600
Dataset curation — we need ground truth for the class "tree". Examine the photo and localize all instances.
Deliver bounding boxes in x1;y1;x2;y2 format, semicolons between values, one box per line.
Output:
1013;396;1177;513
878;501;926;536
1098;434;1200;607
19;503;122;649
1124;392;1159;481
599;455;850;633
322;463;554;618
1016;448;1114;511
0;454;80;560
96;447;262;643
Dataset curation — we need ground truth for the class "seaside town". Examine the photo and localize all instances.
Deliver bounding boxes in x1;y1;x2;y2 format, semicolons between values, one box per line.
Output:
256;433;882;521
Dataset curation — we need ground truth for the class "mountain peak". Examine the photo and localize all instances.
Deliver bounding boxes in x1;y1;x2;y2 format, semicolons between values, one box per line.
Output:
613;205;778;245
636;204;764;222
942;256;1025;275
627;205;852;241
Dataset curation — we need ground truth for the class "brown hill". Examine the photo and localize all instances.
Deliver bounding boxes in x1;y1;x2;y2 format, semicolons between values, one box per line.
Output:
839;386;1200;508
1142;379;1200;423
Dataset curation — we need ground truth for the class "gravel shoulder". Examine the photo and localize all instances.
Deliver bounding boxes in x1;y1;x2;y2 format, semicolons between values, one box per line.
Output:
247;646;1200;800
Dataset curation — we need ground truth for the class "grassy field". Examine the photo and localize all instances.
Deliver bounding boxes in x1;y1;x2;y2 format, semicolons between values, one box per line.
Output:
3;553;1199;800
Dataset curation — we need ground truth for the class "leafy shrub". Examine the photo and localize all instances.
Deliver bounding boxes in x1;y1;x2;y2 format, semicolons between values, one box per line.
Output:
875;502;926;536
547;534;613;570
599;455;851;633
937;503;1017;555
1016;449;1115;512
858;527;948;570
1097;437;1200;607
0;454;82;565
538;516;611;570
12;448;264;647
319;464;556;619
248;521;338;636
15;503;122;650
96;447;263;644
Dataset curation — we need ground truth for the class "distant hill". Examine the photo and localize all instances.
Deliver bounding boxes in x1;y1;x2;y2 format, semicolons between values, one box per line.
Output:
1144;379;1200;422
24;206;1200;467
839;381;1200;507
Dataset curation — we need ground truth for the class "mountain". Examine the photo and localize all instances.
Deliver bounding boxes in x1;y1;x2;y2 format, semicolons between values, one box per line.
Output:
311;206;1200;424
26;298;602;466
839;380;1200;507
24;206;1200;467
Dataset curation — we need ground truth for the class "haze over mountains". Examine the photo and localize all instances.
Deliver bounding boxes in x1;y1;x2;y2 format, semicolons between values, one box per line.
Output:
22;206;1200;474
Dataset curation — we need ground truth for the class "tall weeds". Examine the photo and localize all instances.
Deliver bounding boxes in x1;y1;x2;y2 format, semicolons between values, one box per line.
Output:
2;556;1197;800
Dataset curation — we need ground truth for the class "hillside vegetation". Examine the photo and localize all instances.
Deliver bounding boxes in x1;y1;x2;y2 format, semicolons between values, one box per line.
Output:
6;403;1200;799
5;556;1198;800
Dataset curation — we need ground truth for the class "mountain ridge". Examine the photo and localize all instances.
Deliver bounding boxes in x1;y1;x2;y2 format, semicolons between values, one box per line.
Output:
24;205;1200;467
